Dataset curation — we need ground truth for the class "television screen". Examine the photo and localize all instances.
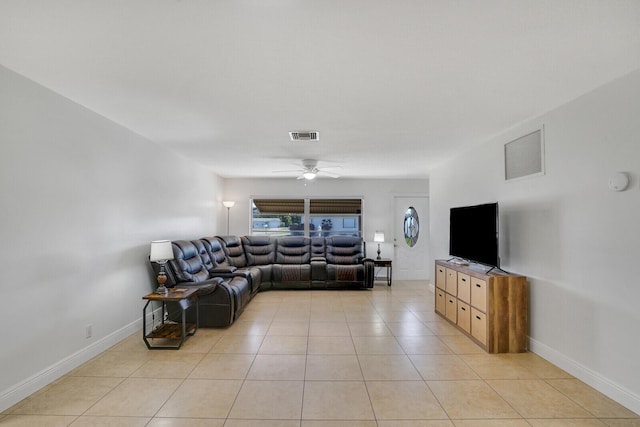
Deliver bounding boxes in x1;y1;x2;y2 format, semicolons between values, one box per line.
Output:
449;202;499;267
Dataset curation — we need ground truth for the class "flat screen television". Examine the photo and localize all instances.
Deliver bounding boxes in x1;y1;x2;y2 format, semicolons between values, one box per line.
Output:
449;202;499;267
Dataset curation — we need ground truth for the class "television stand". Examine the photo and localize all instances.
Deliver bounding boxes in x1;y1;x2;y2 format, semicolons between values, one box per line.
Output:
434;260;527;353
448;257;469;266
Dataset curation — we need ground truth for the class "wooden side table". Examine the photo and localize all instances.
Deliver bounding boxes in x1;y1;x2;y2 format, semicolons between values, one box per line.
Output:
142;288;199;350
373;258;392;286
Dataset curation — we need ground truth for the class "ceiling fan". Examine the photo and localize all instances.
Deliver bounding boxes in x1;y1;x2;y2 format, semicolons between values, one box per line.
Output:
273;159;341;180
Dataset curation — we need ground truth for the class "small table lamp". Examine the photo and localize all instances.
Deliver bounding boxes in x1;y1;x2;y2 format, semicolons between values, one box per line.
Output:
373;231;385;260
150;240;174;294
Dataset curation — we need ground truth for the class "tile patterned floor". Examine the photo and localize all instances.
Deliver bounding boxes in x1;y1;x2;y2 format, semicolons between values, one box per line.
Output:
3;281;639;426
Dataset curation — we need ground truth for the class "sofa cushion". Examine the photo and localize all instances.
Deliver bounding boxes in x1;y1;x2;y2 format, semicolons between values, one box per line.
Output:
276;236;311;264
311;237;326;259
327;264;366;283
241;236;276;265
217;236;248;267
192;239;215;272
272;264;311;288
325;236;365;265
169;240;210;283
206;236;264;294
200;236;233;268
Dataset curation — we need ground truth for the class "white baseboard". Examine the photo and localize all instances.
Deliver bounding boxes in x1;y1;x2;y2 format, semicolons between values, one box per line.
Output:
0;316;146;412
529;337;640;415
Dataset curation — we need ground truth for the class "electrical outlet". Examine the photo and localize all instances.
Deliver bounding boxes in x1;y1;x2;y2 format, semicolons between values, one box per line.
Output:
85;324;92;339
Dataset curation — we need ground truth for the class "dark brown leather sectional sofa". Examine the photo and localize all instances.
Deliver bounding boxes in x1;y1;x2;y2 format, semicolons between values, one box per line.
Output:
151;235;374;327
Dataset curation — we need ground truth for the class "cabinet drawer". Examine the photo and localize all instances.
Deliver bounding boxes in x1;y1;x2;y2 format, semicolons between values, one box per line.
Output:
435;288;446;315
445;294;457;323
445;268;458;296
471;307;487;345
435;265;446;290
457;301;471;333
457;273;471;303
470;277;487;311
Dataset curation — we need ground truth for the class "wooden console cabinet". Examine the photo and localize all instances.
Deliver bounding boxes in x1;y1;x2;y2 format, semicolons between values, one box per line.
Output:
435;260;527;353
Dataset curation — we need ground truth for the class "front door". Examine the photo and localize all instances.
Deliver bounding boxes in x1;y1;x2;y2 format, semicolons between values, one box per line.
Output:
393;196;429;280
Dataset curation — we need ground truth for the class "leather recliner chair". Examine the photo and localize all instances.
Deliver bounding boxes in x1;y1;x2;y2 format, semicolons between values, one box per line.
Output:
165;240;251;327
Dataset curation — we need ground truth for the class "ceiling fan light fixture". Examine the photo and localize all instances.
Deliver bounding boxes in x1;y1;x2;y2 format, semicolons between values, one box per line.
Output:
303;171;316;180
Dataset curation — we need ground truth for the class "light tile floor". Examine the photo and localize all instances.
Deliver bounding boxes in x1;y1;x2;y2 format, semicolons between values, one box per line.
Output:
3;281;639;426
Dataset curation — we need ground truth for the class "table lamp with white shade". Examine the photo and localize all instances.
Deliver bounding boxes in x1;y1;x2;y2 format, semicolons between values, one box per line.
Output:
149;240;174;294
373;231;385;260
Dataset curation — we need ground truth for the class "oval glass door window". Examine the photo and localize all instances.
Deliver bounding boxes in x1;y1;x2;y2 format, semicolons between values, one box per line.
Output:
404;207;419;247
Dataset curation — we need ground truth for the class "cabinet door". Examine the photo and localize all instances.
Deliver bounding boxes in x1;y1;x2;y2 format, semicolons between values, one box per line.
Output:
445;268;458;296
457;273;471;303
445;294;457;323
471;307;487;346
457;301;471;333
435;264;446;290
435;288;446;315
470;277;487;312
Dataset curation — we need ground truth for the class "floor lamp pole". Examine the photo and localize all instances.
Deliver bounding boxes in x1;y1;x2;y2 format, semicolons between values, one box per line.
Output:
222;201;235;236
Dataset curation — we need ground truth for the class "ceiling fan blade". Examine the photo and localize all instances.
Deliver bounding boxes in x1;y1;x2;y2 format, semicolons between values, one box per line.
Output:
272;169;302;173
318;170;340;178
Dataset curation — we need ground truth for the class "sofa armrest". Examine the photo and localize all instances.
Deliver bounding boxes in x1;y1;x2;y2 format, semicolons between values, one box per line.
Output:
173;277;222;295
361;258;375;288
191;280;236;327
210;266;238;273
209;268;250;282
310;257;327;282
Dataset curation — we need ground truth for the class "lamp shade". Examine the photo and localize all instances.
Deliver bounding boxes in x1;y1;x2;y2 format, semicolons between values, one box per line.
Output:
373;231;385;243
222;200;235;208
149;240;174;262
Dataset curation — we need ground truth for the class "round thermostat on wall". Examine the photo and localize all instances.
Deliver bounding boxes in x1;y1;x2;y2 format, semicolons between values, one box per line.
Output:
608;172;630;192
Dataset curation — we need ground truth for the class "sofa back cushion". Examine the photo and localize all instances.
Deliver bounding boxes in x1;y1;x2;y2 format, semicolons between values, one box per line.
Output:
169;240;209;283
241;236;276;265
311;237;326;258
192;239;215;271
325;236;364;265
217;236;248;267
276;236;311;264
200;236;231;268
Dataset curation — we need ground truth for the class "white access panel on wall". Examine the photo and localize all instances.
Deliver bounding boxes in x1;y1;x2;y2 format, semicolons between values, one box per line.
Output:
504;128;544;180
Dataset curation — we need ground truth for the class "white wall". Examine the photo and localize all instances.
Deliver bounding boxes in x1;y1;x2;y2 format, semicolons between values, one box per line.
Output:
429;69;640;413
0;65;223;411
222;177;428;272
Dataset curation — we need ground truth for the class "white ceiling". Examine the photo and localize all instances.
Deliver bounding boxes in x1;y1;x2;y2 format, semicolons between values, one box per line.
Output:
1;1;639;179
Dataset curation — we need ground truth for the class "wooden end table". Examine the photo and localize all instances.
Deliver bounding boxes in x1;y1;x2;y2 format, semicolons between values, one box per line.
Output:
373;258;392;286
142;288;199;349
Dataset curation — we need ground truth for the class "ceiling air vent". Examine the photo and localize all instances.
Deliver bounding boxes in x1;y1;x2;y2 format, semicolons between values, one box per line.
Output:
289;131;319;141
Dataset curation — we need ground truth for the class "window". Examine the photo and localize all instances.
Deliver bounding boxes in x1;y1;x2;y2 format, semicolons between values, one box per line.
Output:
252;198;362;237
252;199;304;236
309;199;362;237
